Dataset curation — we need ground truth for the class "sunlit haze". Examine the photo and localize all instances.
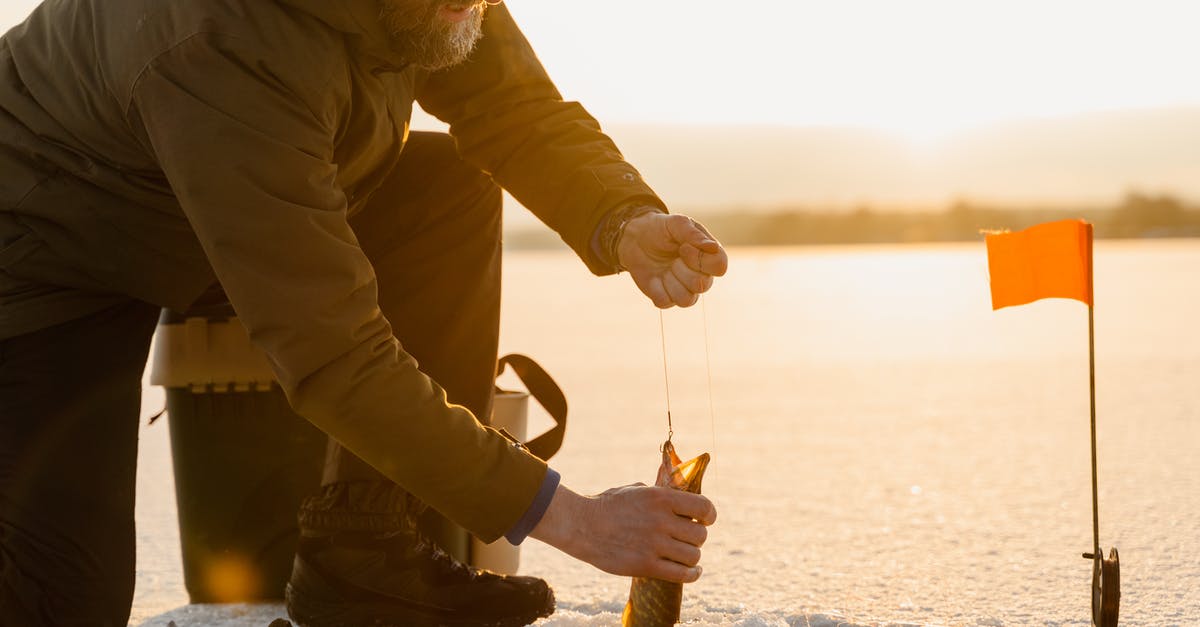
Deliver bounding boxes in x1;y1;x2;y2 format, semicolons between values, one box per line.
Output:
510;0;1200;140
5;1;1200;137
4;1;1200;208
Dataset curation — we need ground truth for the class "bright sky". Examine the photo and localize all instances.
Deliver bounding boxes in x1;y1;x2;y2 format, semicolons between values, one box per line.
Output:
3;0;1200;140
504;0;1200;140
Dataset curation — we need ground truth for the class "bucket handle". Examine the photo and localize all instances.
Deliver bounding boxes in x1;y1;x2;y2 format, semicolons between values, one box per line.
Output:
496;354;566;462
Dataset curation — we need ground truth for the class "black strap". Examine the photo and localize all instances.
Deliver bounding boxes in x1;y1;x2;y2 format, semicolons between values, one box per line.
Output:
496;354;567;461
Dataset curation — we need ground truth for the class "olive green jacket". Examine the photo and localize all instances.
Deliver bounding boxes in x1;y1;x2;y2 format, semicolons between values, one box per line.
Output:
0;0;663;541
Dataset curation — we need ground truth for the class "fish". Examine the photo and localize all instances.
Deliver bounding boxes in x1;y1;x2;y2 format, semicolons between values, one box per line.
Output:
621;440;711;627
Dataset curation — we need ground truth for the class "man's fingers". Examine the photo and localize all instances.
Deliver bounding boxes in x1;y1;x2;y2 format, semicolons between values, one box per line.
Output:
647;560;703;584
625;213;725;311
633;264;709;309
639;275;673;309
701;246;729;276
662;273;698;308
680;242;729;278
658;537;702;568
681;243;729;278
668;515;708;547
664;214;698;242
664;214;719;248
566;484;714;583
688;217;718;245
668;491;718;525
671;258;713;295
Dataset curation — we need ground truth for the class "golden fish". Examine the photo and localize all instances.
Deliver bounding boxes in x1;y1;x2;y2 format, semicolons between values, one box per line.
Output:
621;440;711;627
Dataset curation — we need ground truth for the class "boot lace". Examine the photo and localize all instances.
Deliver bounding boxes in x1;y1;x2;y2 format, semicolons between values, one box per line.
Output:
410;530;481;581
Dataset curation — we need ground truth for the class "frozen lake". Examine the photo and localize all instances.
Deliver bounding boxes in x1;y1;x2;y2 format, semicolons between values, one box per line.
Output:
131;241;1200;626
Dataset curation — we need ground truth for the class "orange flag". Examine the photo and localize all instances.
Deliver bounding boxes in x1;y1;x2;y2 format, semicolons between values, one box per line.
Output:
985;219;1093;310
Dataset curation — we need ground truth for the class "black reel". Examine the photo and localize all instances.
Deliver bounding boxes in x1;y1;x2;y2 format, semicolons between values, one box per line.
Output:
1082;547;1120;627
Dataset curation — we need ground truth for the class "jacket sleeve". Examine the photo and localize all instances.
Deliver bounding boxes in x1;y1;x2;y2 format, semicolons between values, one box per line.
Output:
128;34;546;542
416;5;666;275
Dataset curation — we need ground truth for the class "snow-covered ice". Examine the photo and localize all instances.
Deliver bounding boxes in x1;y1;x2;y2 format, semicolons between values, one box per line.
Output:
131;244;1200;626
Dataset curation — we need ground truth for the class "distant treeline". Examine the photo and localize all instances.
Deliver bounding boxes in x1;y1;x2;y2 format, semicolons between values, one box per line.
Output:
505;192;1200;249
694;192;1200;247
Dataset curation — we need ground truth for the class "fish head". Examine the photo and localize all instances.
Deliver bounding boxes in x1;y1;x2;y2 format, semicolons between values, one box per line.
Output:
656;440;711;494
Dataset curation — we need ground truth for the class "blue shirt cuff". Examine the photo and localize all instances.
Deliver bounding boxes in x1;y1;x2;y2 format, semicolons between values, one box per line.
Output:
504;467;561;546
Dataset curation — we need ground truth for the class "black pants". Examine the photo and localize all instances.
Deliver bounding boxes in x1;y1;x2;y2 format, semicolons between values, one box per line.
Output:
0;132;503;626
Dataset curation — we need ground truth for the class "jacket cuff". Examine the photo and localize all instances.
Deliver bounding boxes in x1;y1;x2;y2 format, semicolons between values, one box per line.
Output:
589;203;667;273
503;467;561;545
580;195;668;275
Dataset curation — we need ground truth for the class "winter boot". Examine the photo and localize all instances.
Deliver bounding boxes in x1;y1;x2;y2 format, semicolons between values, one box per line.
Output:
285;482;555;627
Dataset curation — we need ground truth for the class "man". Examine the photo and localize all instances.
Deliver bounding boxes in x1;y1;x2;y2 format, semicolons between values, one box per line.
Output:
0;0;727;625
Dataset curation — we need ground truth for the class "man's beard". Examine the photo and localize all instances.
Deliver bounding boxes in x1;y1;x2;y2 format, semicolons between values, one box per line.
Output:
378;1;486;71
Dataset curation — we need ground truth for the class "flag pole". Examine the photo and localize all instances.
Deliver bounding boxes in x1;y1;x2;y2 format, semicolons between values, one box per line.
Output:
1083;225;1119;627
1088;303;1100;559
1085;221;1100;559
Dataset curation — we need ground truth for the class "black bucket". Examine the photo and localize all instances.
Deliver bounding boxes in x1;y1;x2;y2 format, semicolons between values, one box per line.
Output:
152;309;326;602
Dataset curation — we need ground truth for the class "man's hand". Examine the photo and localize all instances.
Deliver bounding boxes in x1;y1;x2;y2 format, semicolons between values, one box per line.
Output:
529;483;717;583
618;213;729;308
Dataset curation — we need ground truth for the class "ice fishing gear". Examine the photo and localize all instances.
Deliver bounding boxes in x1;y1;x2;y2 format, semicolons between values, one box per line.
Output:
984;220;1120;627
1082;547;1120;627
658;309;675;443
1081;303;1119;627
656;299;719;449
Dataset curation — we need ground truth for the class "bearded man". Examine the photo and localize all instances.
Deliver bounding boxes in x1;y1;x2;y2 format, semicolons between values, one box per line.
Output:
0;1;726;625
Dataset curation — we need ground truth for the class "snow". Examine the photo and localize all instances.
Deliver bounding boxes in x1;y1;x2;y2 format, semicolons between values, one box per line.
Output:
130;244;1200;626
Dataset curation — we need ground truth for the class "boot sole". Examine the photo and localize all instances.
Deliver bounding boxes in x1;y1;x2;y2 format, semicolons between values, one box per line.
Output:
285;561;555;627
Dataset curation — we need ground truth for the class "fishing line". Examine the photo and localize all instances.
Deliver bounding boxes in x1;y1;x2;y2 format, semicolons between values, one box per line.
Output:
659;308;674;442
701;294;718;494
658;293;720;489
